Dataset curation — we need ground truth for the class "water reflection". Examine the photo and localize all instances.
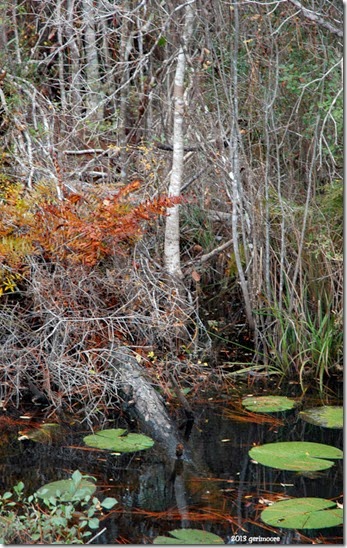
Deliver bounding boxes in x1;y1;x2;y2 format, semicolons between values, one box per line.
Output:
0;394;343;544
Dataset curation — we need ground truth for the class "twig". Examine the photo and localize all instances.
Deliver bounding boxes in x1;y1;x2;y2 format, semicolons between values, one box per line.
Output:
154;142;203;152
87;527;107;544
169;373;193;415
185;237;234;267
64;148;106;155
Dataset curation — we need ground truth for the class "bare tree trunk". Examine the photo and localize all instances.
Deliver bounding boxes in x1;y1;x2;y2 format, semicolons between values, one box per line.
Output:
82;0;103;122
164;1;195;279
0;2;8;59
228;0;254;330
56;0;67;112
11;1;21;65
118;16;133;183
66;0;83;120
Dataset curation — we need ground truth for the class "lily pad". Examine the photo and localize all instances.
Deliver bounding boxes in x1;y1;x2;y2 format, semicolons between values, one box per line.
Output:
153;528;224;544
299;406;343;429
83;428;154;453
249;441;343;472
261;497;343;529
36;470;96;502
242;395;296;413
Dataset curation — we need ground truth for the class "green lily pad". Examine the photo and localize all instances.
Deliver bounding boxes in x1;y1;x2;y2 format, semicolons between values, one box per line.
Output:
249;442;343;471
299;406;343;429
261;497;343;529
242;395;296;413
83;428;154;453
36;471;96;502
153;528;224;544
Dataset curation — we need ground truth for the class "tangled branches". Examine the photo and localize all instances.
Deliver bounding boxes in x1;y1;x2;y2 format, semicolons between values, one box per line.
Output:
0;248;207;422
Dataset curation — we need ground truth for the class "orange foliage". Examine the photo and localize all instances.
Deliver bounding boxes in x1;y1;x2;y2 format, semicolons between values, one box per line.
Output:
0;182;181;278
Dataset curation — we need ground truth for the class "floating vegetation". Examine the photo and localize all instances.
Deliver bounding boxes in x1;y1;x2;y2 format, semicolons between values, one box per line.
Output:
242;395;296;413
261;497;343;529
299;406;343;429
153;528;224;544
249;442;343;472
83;428;154;453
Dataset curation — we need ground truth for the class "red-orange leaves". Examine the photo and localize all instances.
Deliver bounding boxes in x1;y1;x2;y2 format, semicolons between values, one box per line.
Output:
0;181;181;271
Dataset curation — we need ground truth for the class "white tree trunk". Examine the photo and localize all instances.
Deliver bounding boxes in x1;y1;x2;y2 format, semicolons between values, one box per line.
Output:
164;2;195;279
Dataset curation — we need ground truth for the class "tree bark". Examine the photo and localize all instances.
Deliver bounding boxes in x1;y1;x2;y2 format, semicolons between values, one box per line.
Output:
66;0;83;119
287;0;343;38
229;0;254;330
82;0;103;122
164;2;195;279
108;348;181;459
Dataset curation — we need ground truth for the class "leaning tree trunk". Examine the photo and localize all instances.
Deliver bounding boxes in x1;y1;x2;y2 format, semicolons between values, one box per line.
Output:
107;347;213;482
108;348;181;459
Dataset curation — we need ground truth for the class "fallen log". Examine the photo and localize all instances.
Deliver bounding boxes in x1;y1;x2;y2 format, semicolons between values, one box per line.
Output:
108;348;182;459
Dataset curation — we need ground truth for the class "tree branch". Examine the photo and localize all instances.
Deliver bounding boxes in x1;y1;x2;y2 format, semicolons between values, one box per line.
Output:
185;237;234;267
287;0;343;38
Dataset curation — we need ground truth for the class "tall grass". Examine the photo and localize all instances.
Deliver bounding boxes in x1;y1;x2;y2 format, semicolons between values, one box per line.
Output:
262;291;342;392
251;178;343;392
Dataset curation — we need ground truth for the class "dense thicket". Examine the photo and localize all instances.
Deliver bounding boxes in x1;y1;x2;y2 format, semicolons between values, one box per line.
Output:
0;0;343;412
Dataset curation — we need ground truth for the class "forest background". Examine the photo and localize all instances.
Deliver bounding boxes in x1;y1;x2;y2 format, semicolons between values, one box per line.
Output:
0;0;343;419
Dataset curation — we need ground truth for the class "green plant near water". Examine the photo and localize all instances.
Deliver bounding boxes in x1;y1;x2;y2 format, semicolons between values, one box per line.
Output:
260;290;342;391
0;470;117;544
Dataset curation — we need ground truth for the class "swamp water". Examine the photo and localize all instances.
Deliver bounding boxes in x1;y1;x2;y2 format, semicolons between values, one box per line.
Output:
0;386;343;545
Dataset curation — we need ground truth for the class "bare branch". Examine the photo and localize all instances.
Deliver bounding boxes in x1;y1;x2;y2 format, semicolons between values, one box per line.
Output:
185;237;234;267
287;0;343;38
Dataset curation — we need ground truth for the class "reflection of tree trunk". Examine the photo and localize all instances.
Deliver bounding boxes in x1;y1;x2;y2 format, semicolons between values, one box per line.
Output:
107;349;241;522
235;452;249;529
173;459;190;527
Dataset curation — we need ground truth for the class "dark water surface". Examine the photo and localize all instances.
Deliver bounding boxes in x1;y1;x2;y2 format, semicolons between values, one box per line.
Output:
0;387;343;544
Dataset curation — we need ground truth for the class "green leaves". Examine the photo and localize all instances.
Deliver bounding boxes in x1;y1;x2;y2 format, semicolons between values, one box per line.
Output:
101;497;118;510
249;442;343;472
83;428;154;453
153;529;224;544
157;36;167;47
35;470;97;502
242;395;296;413
261;498;343;529
0;471;118;544
299;406;343;429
